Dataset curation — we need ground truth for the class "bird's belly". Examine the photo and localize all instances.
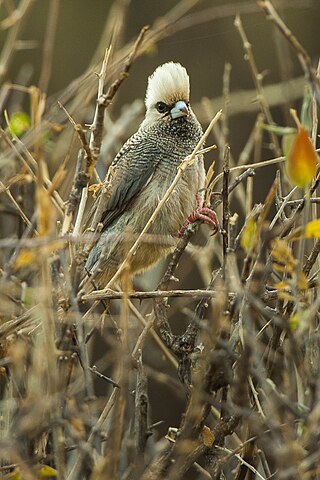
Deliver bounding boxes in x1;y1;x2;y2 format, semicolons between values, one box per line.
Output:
132;166;203;237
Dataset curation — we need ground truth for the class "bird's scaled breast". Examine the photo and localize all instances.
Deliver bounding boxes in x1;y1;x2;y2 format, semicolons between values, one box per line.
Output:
134;121;204;235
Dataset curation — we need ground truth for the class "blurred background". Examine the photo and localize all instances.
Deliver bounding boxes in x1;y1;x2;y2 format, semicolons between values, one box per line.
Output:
1;1;319;475
1;0;319;160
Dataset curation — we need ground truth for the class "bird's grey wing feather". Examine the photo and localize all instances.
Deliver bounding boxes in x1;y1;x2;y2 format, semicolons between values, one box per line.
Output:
101;129;161;230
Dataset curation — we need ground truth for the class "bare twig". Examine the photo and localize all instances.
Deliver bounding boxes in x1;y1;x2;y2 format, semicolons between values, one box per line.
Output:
38;0;60;94
0;0;35;81
222;145;230;273
234;14;281;156
82;288;223;301
61;27;149;236
257;0;320;99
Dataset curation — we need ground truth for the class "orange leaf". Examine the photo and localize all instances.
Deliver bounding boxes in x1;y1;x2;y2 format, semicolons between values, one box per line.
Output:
286;126;318;189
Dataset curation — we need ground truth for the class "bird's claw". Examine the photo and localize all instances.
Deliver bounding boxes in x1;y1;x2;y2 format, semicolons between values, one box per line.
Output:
178;202;219;237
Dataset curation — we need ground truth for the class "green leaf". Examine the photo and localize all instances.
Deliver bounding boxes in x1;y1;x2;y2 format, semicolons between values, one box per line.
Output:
282;133;296;158
260;123;296;136
300;85;313;132
8;112;31;137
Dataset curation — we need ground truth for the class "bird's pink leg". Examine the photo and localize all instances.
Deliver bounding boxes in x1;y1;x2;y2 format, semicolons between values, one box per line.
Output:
178;194;219;237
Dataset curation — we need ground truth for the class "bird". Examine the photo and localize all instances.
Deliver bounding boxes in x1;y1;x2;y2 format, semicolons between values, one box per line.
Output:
83;62;218;290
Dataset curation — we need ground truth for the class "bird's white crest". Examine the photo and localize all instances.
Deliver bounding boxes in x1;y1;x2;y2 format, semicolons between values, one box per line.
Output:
145;62;190;110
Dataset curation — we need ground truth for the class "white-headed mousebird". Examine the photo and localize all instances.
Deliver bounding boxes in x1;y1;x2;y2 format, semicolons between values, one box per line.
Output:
83;62;219;290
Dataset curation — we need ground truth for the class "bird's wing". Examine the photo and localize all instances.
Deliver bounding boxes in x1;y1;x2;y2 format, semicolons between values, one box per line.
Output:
100;128;161;230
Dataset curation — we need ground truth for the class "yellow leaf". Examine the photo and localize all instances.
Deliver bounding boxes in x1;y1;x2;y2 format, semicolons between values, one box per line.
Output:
273;263;289;273
306;218;320;238
278;291;295;302
14;239;65;271
3;464;57;480
297;271;308;291
274;281;289;290
37;465;57;478
88;182;104;199
14;249;36;269
241;217;256;251
286;126;318;189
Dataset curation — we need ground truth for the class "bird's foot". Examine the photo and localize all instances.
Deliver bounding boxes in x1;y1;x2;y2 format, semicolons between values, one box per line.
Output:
178;195;219;237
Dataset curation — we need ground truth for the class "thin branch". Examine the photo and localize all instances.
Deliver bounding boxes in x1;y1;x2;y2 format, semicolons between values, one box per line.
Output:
82;288;223;301
257;0;320;99
234;14;281;156
61;27;149;236
38;0;60;94
0;0;35;81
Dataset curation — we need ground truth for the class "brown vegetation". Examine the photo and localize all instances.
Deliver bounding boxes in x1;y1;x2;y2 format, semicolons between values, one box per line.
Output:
0;1;320;479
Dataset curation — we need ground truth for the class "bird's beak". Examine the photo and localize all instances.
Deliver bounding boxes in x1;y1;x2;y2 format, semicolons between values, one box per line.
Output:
170;100;188;119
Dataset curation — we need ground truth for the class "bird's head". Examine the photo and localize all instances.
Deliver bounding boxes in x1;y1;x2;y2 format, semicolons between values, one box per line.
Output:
142;62;192;128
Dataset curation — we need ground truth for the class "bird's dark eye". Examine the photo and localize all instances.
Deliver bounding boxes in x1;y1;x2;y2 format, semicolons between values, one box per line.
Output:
156;101;168;113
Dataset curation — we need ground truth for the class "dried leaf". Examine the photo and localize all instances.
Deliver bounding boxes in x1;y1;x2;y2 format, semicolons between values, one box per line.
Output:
274;272;307;295
271;239;298;273
297;271;308;291
36;187;56;236
205;160;215;189
278;291;295;302
30;85;46;127
274;281;289;290
202;425;215;447
88;182;105;199
70;417;86;437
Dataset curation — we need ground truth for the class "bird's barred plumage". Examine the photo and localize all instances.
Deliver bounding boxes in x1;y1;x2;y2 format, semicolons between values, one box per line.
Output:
84;62;205;288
